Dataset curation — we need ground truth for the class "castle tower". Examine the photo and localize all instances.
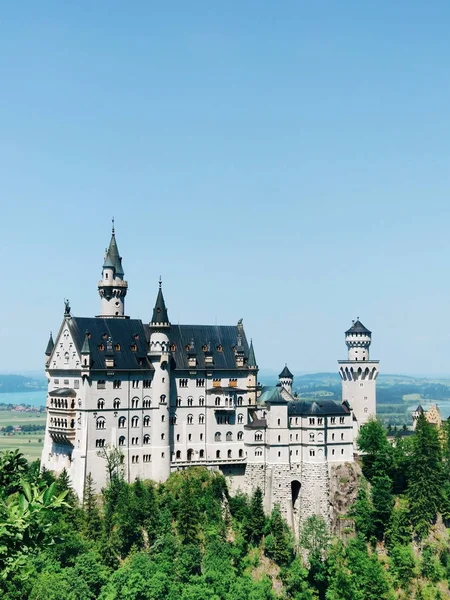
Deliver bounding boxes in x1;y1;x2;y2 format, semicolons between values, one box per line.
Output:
148;279;171;482
338;319;379;432
279;364;293;394
97;223;128;318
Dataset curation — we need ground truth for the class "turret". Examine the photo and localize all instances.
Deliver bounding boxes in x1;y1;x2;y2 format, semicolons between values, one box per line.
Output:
279;364;293;394
148;279;171;481
345;319;371;361
45;332;54;366
97;222;128;318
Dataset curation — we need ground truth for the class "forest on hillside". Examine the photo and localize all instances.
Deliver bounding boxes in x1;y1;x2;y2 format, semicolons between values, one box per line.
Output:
1;414;450;599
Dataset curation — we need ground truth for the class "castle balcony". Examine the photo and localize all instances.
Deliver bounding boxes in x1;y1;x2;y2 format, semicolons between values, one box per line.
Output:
48;423;76;446
171;456;246;468
47;388;77;411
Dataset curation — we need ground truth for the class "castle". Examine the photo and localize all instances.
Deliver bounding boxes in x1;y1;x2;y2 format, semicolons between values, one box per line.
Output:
41;227;378;529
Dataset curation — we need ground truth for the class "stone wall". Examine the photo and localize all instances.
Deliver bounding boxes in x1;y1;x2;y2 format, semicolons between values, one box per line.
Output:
298;462;330;527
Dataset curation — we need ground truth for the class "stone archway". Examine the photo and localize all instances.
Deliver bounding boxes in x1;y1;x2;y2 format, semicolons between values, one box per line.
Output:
291;480;301;511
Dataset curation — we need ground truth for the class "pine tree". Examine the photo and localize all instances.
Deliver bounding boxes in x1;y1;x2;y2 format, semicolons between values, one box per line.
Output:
407;413;443;538
82;472;102;539
349;482;374;540
248;487;266;545
264;505;293;566
371;474;394;540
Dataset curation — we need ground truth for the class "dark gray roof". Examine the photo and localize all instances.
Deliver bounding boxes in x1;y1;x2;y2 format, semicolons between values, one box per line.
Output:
279;364;293;379
49;388;77;397
415;405;424;413
288;400;350;416
69;317;151;371
258;386;287;405
150;323;252;371
45;333;54;356
64;317;253;373
345;320;371;335
81;331;91;354
150;283;170;326
247;340;257;368
103;232;124;278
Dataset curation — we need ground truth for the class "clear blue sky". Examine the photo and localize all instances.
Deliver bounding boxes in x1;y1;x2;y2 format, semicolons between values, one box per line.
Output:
1;1;450;375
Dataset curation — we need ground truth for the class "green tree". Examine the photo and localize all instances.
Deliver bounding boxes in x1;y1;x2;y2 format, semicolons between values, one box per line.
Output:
371;474;394;539
357;419;393;481
407;413;443;538
248;487;266;545
82;473;102;539
348;483;374;540
264;505;294;566
385;499;412;548
388;544;417;590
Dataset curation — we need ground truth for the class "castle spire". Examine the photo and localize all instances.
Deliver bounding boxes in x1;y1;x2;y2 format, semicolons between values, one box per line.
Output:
45;332;54;358
98;224;128;318
247;339;257;368
150;279;170;327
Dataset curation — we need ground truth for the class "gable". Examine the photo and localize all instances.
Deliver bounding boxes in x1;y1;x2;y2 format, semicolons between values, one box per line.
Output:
48;320;81;370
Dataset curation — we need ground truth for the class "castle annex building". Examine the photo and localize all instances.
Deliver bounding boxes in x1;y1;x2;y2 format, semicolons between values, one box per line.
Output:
42;229;378;528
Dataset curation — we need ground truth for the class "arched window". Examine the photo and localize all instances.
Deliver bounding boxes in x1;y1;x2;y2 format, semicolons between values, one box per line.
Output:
160;394;166;403
143;415;150;427
176;450;181;459
228;449;232;458
187;396;193;407
237;396;243;406
199;396;205;407
226;431;233;441
237;413;244;424
255;431;263;442
97;399;105;409
239;449;243;458
216;450;221;459
215;432;221;442
143;396;151;408
199;449;204;458
113;398;121;409
118;416;126;428
118;436;125;446
255;447;263;457
143;434;150;444
131;397;139;409
96;417;106;430
187;449;193;461
198;414;205;424
187;414;193;425
237;431;243;441
215;397;221;406
176;397;182;406
131;416;139;428
309;432;315;442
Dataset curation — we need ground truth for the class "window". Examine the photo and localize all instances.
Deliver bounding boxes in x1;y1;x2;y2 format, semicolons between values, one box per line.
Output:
160;394;166;403
332;433;335;441
144;415;151;427
341;449;344;455
113;398;121;409
97;380;105;389
143;454;151;462
170;415;177;425
131;437;139;445
143;380;151;388
228;449;232;458
196;379;205;387
199;449;204;458
97;399;105;410
131;416;139;427
215;397;221;406
188;433;192;441
199;397;205;407
255;447;263;457
226;431;233;441
176;434;180;441
237;396;243;406
199;414;205;424
143;434;150;444
95;439;105;447
187;414;193;425
179;378;188;388
364;407;368;413
237;431;243;441
296;434;299;441
96;417;106;430
216;450;221;458
277;435;281;442
239;449;243;458
200;433;203;441
278;451;281;457
215;432;221;442
255;432;263;442
332;449;335;455
309;418;315;425
176;397;182;406
339;417;345;424
118;416;126;428
131;397;139;409
330;417;336;424
341;433;344;440
238;413;244;424
161;433;165;440
187;397;193;407
118;436;125;446
161;415;165;422
309;432;315;442
277;418;280;426
132;381;139;389
317;418;323;425
113;380;121;389
310;449;315;457
176;450;181;459
74;380;79;389
143;397;151;408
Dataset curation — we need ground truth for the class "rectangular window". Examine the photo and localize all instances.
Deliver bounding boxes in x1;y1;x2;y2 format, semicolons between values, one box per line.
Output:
200;433;203;441
317;418;323;425
330;417;336;424
97;380;106;389
340;417;345;424
176;434;180;442
309;418;315;425
74;380;79;389
132;381;139;389
309;450;315;457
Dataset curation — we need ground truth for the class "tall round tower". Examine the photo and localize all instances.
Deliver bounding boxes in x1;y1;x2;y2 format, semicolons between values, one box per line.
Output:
148;279;171;482
97;223;128;318
338;319;379;434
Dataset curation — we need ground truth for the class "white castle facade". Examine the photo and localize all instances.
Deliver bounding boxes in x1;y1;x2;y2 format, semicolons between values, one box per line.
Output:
41;228;378;529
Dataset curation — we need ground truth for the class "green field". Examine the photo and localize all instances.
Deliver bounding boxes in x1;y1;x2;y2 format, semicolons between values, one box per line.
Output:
0;433;43;461
0;411;46;426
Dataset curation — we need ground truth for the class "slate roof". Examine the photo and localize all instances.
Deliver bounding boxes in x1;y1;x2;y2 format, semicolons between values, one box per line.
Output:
288;399;351;416
103;232;124;278
245;418;267;429
279;364;293;379
258;386;287;405
247;340;257;368
69;317;151;371
63;318;252;372
48;388;77;397
345;320;371;335
151;283;170;325
45;333;54;356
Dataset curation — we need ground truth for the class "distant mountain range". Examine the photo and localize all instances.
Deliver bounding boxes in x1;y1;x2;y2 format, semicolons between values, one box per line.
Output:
0;374;47;394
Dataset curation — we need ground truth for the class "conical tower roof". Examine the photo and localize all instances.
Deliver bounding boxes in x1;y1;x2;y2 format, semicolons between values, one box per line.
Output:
345;319;371;335
103;226;124;278
45;332;54;356
81;331;91;354
248;339;257;368
279;364;293;379
150;279;170;326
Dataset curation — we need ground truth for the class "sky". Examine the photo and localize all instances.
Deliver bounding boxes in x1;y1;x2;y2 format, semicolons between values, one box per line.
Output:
1;1;450;375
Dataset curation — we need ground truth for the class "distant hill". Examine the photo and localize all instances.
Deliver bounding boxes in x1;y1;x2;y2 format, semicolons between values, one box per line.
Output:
0;374;47;394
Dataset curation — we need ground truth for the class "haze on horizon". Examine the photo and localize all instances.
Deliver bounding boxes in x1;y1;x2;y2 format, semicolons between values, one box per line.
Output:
1;2;450;376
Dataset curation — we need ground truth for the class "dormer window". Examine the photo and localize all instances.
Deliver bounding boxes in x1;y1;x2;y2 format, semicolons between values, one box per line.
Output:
98;343;104;352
